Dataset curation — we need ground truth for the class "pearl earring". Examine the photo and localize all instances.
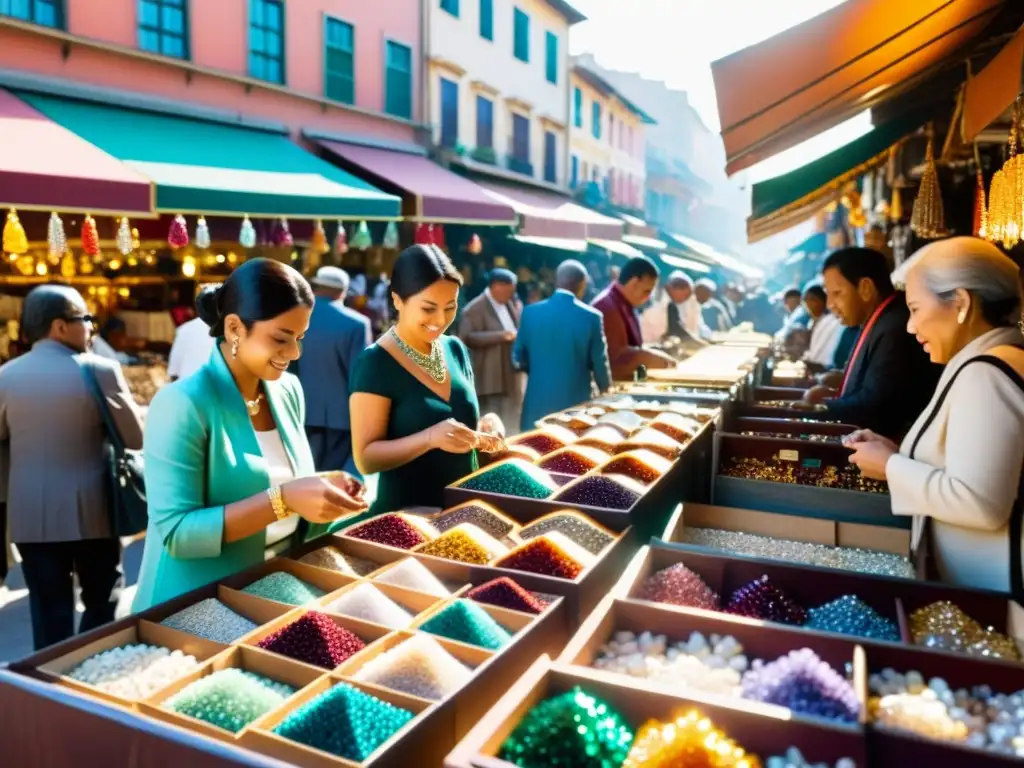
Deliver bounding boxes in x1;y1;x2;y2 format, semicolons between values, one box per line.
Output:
230;337;239;358
957;309;967;325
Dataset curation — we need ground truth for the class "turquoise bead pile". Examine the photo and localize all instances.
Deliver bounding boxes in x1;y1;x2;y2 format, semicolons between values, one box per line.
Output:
457;460;556;499
805;594;901;642
273;682;414;761
242;572;325;606
165;669;294;733
418;600;512;650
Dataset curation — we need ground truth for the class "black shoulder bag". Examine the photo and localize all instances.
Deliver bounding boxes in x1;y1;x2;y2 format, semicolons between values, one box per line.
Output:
79;358;149;537
909;350;1024;603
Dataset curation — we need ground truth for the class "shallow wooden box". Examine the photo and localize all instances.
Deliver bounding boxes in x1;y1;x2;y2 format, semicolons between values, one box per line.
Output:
142;584;297;644
444;655;868;768
713;433;899;526
730;415;858;440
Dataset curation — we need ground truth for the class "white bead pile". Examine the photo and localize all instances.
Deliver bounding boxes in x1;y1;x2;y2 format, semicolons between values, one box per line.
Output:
322;583;414;629
373;558;451;597
592;630;748;695
67;643;201;699
352;634;472;701
767;748;857;768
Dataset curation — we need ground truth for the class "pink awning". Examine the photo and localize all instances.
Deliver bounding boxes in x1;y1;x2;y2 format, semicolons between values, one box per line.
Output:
0;89;153;216
477;180;623;240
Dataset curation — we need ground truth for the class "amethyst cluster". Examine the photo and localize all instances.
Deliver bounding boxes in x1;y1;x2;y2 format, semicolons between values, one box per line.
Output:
740;648;859;723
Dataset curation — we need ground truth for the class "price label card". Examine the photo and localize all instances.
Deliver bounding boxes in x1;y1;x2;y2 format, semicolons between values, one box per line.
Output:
778;449;799;462
802;457;822;469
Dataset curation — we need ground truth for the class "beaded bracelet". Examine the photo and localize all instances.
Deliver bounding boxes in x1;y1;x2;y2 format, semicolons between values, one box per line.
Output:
267;486;292;521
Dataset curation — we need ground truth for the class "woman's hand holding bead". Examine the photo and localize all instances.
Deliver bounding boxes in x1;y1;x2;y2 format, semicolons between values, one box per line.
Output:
281;475;368;524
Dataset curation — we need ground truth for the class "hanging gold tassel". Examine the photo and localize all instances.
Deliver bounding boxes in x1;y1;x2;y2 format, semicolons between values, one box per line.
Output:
985;96;1023;249
890;186;903;222
910;134;946;239
2;209;28;255
974;171;988;239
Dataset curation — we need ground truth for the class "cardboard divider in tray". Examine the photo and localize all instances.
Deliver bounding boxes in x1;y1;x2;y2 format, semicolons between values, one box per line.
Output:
557;595;868;732
443;654;868;768
31;618;226;709
138;644;324;743
141;583;297;644
713;432;899;525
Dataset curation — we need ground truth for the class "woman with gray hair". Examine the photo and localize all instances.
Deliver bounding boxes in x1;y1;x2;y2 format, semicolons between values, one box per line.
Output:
847;237;1024;639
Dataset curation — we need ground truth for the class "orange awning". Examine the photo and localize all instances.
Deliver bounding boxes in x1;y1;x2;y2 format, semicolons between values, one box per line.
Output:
963;24;1024;142
713;0;1005;176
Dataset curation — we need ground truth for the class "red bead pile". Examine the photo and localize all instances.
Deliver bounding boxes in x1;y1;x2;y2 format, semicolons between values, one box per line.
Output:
598;455;666;485
636;563;720;610
256;611;367;669
466;577;546;614
497;538;583;580
724;575;807;625
539;449;602;476
347;514;427;550
512;433;567;455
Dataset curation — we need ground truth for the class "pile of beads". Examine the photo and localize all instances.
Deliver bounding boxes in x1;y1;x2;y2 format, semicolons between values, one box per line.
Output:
322;584;413;629
635;562;721;610
242;572;325;606
466;577;546;614
725;575;807;625
741;649;859;723
518;511;614;555
161;598;258;644
418;599;512;650
623;710;759;768
273;682;414;762
510;431;570;455
620;427;682;459
576;425;627;452
538;446;609;476
597;409;646;432
373;558;451;597
909;601;1020;661
352;634;472;701
431;502;517;540
721;457;888;494
540;412;598;433
682;527;915;579
165;668;294;733
498;686;634;768
297;546;379;577
345;514;436;550
495;532;592;579
67;644;201;699
554;474;643;510
598;450;671;485
456;460;557;499
648;412;700;443
592;629;747;696
767;749;856;768
741;431;843;444
416;523;508;564
256;611;366;669
806;595;900;642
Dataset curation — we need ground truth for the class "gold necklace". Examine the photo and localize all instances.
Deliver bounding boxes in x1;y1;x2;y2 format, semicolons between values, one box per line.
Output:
390;327;447;383
245;393;264;416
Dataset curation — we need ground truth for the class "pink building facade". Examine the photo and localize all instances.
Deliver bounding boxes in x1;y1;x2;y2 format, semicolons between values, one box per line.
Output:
0;0;423;142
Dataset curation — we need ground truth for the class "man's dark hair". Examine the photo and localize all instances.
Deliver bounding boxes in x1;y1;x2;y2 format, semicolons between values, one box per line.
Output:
488;268;517;286
802;284;827;303
21;285;80;345
783;286;802;301
822;247;894;297
617;255;659;285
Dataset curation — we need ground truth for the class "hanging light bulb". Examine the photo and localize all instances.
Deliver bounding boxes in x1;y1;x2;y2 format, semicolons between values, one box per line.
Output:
195;216;212;249
239;215;257;248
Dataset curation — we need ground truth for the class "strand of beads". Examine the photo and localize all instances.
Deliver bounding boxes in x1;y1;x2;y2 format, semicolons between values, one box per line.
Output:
68;644;200;699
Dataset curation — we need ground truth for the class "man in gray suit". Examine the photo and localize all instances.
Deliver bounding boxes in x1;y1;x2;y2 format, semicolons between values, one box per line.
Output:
0;285;142;649
294;266;370;477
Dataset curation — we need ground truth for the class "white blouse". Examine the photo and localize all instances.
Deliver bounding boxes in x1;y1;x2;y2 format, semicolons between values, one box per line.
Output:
256;429;298;548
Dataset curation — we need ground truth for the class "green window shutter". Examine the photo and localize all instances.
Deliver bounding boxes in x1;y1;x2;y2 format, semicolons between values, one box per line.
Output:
592;101;601;139
324;18;355;105
545;31;557;84
479;0;493;40
385;41;413;119
513;8;529;63
440;0;459;17
573;87;583;128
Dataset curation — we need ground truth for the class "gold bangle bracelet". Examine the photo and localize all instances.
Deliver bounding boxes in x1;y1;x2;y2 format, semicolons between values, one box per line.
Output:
267;486;291;521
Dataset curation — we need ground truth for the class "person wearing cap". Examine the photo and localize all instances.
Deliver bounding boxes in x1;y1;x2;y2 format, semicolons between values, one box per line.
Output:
694;279;733;333
292;266;371;477
458;268;523;433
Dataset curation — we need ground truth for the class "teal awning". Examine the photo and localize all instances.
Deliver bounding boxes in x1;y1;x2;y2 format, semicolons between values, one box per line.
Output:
19;93;401;219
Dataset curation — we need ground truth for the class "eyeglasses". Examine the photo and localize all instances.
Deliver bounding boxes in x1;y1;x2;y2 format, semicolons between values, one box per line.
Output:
64;315;96;325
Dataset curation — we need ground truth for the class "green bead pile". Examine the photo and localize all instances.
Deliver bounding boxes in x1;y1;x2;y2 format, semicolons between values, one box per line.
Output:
165;669;294;733
242;572;325;606
418;600;512;650
499;686;634;768
457;460;556;499
273;682;414;762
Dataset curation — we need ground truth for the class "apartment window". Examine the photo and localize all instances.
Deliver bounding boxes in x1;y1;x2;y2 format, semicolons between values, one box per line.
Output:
512;113;530;165
479;0;493;39
138;0;188;58
591;101;601;139
476;95;494;149
440;78;459;148
1;0;61;27
324;17;355;104
440;0;459;17
513;8;529;63
385;40;413;119
570;155;579;188
545;31;558;84
249;0;284;84
543;131;557;183
573;87;583;128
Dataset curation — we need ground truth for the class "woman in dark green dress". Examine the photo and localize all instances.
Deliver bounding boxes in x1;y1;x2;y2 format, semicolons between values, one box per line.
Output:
350;245;505;515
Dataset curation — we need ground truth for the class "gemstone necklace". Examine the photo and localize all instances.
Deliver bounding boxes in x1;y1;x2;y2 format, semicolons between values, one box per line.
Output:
390;327;447;383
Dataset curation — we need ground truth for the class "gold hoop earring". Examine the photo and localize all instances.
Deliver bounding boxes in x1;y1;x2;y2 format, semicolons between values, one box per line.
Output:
230;337;239;358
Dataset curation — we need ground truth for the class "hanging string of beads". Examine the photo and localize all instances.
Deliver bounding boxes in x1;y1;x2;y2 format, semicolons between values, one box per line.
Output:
985;95;1023;249
910;129;946;239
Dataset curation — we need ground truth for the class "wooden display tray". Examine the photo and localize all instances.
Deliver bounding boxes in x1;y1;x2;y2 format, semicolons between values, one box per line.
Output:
713;433;900;526
220;557;360;606
443;655;867;768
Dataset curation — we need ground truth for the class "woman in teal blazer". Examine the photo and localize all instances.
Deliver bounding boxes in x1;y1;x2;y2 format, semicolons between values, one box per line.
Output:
133;260;367;612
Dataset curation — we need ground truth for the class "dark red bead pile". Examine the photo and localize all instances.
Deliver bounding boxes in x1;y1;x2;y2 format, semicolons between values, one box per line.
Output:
539;449;603;476
346;514;427;549
497;539;583;579
512;433;567;455
256;611;367;669
725;575;807;625
636;563;720;610
554;475;641;510
466;577;546;614
598;455;666;485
